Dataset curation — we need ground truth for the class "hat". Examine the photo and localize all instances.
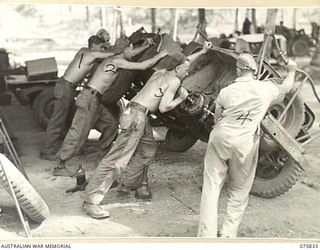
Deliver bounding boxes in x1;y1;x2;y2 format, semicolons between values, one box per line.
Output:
113;37;131;55
236;53;257;72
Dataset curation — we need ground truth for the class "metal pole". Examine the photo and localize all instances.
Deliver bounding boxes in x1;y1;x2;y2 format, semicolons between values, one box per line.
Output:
301;131;320;146
0;158;31;238
0;119;28;179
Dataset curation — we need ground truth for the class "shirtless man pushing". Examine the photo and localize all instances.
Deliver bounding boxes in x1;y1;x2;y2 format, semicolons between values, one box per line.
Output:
40;35;113;160
54;37;167;176
82;41;213;219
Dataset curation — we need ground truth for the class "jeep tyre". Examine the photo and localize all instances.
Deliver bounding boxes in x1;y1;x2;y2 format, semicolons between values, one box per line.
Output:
0;154;50;223
251;93;305;198
32;87;55;129
165;129;198;152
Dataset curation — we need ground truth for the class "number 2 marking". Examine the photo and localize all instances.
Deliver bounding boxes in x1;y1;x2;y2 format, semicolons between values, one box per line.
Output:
105;64;116;73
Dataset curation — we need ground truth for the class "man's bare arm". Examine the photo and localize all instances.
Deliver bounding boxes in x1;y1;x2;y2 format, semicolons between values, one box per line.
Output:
214;101;223;124
90;51;114;60
278;60;297;94
159;81;189;113
114;50;168;70
187;41;212;63
127;39;153;58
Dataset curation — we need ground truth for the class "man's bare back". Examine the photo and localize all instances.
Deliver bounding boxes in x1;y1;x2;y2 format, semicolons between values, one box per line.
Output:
131;69;180;112
88;49;168;95
87;55;121;94
63;48;111;84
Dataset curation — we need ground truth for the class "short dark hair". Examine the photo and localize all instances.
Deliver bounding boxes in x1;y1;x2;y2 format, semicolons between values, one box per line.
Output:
88;35;105;48
166;54;189;71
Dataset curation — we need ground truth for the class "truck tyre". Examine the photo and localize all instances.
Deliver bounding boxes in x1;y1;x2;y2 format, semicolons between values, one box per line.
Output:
251;93;305;198
0;154;50;223
165;128;198;152
32;87;55;129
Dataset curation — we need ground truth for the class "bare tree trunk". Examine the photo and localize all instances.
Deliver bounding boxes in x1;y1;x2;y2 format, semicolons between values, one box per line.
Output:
100;7;106;27
311;28;320;67
168;9;176;37
293;8;297;30
235;8;239;32
151;8;156;33
86;6;90;22
245;8;250;18
119;8;124;37
264;9;278;61
173;9;180;41
251;8;257;33
197;8;207;43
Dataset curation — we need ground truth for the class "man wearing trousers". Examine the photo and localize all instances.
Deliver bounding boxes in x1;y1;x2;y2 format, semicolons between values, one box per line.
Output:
82;41;213;219
197;54;297;238
54;37;167;176
40;35;113;161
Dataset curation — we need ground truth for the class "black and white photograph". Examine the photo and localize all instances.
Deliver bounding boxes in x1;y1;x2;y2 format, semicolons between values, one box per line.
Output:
0;1;319;241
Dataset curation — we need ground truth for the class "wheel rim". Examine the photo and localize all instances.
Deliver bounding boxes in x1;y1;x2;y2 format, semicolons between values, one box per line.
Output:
260;95;303;153
257;94;304;181
256;151;288;179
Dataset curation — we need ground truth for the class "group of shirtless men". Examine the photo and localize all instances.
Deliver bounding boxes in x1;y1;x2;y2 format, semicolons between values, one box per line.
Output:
39;28;212;221
38;27;297;238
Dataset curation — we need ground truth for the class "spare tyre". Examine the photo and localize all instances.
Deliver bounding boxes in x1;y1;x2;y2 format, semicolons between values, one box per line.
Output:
0;154;50;223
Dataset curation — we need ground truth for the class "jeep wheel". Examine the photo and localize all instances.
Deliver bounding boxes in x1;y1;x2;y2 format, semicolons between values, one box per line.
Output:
251;93;305;198
0;154;50;223
165;128;198;152
291;38;309;57
251;152;303;198
32;87;55;129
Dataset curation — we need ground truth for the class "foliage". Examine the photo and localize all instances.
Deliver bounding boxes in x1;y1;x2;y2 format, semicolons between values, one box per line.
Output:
15;4;38;17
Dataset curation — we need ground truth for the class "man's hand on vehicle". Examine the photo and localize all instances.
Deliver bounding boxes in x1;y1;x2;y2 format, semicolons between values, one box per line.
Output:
178;87;189;100
203;41;213;53
287;59;297;71
143;38;154;47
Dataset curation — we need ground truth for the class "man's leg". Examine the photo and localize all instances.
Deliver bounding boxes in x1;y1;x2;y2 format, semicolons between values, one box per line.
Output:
83;110;146;218
95;104;120;152
197;138;228;238
121;119;157;198
55;91;99;176
220;139;259;238
41;80;75;159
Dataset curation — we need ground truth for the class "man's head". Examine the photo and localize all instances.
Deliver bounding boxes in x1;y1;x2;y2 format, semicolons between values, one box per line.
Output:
88;35;105;51
113;37;132;57
236;53;257;77
96;29;111;49
166;54;191;81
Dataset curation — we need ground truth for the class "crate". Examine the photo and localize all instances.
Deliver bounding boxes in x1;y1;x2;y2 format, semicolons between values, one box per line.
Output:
26;57;58;81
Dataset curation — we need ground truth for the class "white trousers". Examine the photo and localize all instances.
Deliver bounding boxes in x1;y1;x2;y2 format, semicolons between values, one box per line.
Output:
197;130;259;238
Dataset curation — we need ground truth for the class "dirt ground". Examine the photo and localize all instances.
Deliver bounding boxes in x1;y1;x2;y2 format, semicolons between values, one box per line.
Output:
0;76;320;239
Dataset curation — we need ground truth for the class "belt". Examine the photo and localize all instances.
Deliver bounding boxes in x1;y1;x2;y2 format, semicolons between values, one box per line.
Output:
127;101;149;116
61;77;78;88
84;86;102;99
